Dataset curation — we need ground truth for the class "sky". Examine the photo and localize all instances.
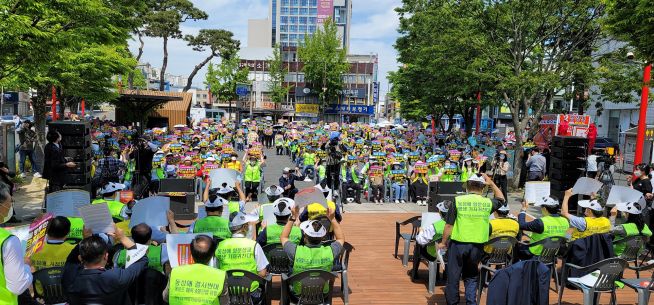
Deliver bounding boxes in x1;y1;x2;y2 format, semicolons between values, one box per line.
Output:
130;0;401;98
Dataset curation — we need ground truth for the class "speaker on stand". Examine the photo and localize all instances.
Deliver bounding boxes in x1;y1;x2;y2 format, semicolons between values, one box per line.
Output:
47;121;93;191
549;136;587;214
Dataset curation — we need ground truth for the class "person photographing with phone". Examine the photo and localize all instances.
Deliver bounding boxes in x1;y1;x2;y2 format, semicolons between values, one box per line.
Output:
43;130;77;194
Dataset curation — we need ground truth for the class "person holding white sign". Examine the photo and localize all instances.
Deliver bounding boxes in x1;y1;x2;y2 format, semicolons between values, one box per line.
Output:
189;195;231;240
92;182;130;222
164;235;228;305
561;189;610;240
256;198;302;246
609;202;651;256
516;197;569;260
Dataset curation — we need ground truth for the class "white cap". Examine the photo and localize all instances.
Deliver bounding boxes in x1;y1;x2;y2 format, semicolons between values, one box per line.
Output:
436;201;450;213
283;167;291;173
534;196;560;207
578;199;604;212
216;185;235;194
314;183;331;194
204;196;227;208
467;174;486;184
300;220;327;238
155;150;164;155
206;156;216;162
497;204;511;212
616;201;644;215
183;156;192;162
273;198;295;216
229;212;258;228
265;185;284;196
101;182;126;194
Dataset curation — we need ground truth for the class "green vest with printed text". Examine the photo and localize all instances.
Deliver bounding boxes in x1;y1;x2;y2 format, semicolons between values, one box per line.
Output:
215;237;259;290
614;223;652;256
529;216;569;255
292;245;334;294
117;244;163;273
194;216;232;240
450;194;492;243
169;263;225;305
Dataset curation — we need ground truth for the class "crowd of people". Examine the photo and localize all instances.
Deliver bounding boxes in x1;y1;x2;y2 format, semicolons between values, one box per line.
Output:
1;115;653;305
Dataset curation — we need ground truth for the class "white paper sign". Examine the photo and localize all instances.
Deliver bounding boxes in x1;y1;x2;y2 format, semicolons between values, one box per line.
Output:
46;190;90;217
421;212;442;230
79;203;115;234
125;244;148;268
262;204;276;225
525;182;551;203
572;178;603;196
295;187;328;209
166;233;212;268
209;169;241;189
129;196;170;229
606;186;644;207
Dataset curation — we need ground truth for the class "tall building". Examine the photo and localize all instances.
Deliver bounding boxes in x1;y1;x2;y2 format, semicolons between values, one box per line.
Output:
248;0;351;49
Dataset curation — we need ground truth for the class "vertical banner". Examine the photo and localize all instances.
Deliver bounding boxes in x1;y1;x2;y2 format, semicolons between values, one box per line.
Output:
81;98;85;117
317;0;334;24
51;86;57;121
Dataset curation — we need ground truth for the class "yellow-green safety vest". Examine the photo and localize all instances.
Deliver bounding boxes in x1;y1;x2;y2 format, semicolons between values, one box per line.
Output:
30;242;75;271
450;194;492;243
244;163;261;182
529;216;569;255
92;199;125;221
169;263;226;305
215;238;259;290
291;244;334;294
614;223;652;256
193;216;231;240
571;217;611;240
116;245;163;273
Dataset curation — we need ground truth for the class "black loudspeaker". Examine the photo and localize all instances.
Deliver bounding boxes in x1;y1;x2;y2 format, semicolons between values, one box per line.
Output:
47;121;90;136
436;194;457;207
169;194;196;220
60;135;91;148
438;182;465;194
550;167;584;181
550;157;586;172
63;147;93;162
159;179;195;193
63;173;91;185
550;136;588;214
551;136;587;148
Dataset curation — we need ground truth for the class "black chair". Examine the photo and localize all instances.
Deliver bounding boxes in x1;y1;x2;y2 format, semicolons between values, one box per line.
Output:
225;269;272;305
621;262;654;305
394;215;421;266
613;235;646;277
411;240;445;294
557;257;628;305
520;236;568;292
32;267;67;305
281;270;336;305
477;236;517;302
263;243;292;275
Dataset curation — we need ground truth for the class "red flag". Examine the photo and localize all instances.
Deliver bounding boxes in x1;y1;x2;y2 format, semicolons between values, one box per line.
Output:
431;117;436;135
51;86;57;121
81;98;85;117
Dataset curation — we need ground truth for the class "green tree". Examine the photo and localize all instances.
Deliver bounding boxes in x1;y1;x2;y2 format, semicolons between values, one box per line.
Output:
268;44;291;104
183;29;240;92
604;0;654;63
297;18;349;108
205;57;249;117
143;0;207;90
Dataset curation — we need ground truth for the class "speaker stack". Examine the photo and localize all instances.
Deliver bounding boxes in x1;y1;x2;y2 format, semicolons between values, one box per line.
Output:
549;136;587;213
47;121;92;193
159;178;196;220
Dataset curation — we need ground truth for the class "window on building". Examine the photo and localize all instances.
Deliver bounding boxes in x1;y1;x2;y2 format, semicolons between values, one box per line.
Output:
334;7;347;23
301;0;309;6
290;34;298;41
308;25;316;33
289;25;297;32
291;0;298;5
290;41;298;47
281;34;288;40
298;33;305;41
300;8;308;15
282;0;290;5
309;0;317;6
280;16;288;24
299;16;307;24
280;25;288;32
309;8;317;14
291;7;299;15
297;73;305;83
281;7;289;14
290;16;298;23
298;24;307;32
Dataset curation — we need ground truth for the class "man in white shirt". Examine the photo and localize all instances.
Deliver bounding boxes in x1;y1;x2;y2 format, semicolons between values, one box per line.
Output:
0;181;32;304
586;149;599;178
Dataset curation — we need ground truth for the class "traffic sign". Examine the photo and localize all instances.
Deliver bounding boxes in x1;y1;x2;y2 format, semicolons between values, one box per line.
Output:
236;85;249;97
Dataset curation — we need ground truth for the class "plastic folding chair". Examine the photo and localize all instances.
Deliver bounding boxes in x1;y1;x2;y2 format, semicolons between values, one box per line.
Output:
411;240;446;294
262;243;291;275
331;242;354;305
613;235;646;277
477;236;517;302
225;269;272;305
394;215;421;266
621;262;654;305
32;267;67;305
558;257;628;305
281;270;336;305
520;236;568;292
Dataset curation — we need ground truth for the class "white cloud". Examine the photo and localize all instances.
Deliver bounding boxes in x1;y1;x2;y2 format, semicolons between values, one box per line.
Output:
349;39;398;98
350;6;399;40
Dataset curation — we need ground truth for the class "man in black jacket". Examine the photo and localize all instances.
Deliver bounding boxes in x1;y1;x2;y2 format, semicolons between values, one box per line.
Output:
42;130;76;193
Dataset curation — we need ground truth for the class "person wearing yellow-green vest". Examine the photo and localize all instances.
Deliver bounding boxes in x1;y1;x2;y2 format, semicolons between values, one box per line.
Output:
190;195;232;240
257;198;302;246
66;216;85;243
316;159;327;183
281;205;344;297
416;201;450;259
342;158;365;204
437;174;505;305
609;202;652;256
92;182;129;222
164;235;228;304
459;157;478;182
257;185;284;223
0;181;31;305
243;155;265;202
203;178;246;215
561;188;610;240
215;212;269;303
302;148;317;178
29;216;75;271
275;134;285;155
484;204;519;253
517;196;569;260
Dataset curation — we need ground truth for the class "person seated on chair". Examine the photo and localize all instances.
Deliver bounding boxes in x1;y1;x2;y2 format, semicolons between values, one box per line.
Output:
62;225;147;305
516;196;569;260
257;184;284;222
299;181;342;223
190;193;231;240
281;206;344;299
484;204;519;253
163;235;228;304
609;202;652;256
203;178;246;215
561;188;610;241
29;216;75;271
114;222;171;305
92;182;130;222
257;198;302;246
215;212;269;303
416;201;450;259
